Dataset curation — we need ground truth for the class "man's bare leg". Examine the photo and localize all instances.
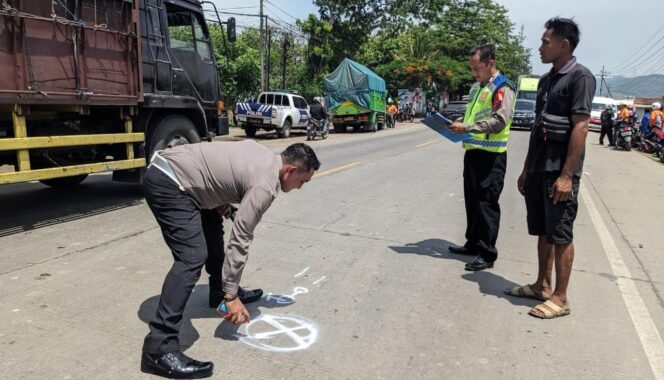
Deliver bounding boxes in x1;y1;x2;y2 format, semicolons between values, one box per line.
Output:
530;235;555;299
531;242;574;317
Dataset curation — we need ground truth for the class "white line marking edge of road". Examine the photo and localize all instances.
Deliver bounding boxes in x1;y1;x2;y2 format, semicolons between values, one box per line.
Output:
581;186;664;379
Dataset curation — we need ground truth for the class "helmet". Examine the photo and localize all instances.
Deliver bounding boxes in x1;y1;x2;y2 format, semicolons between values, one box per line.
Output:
313;96;322;103
606;104;612;110
652;102;662;110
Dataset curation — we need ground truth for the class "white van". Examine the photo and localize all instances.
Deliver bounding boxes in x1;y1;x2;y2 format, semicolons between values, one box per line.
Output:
589;96;615;132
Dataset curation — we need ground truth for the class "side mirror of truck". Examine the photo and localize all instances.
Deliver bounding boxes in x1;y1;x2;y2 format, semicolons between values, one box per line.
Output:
227;17;236;42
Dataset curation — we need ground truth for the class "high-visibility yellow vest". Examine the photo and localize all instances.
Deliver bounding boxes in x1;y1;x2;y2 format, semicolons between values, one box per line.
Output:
462;74;515;153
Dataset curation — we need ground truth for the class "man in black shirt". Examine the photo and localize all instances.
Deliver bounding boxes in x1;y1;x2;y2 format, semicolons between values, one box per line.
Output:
506;18;596;319
309;97;327;122
599;105;614;146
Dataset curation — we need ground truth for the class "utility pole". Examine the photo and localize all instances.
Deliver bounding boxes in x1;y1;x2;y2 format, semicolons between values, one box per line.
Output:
597;65;612;97
266;28;272;91
259;0;265;91
282;35;290;90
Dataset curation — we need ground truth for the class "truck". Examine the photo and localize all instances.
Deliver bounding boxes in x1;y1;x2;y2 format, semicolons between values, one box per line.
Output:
235;91;311;138
516;75;540;101
324;58;386;133
0;0;233;187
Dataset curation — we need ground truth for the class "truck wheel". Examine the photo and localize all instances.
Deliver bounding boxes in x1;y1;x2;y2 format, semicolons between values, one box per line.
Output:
244;124;257;138
40;174;88;188
277;119;291;138
148;115;201;158
334;124;345;133
353;125;361;132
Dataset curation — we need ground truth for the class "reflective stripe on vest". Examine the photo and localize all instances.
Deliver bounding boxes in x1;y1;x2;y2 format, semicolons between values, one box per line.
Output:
462;74;514;153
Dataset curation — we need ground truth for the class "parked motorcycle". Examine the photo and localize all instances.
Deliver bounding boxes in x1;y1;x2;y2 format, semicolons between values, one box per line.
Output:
630;121;642;149
396;109;406;122
307;118;329;141
613;121;633;151
641;128;664;156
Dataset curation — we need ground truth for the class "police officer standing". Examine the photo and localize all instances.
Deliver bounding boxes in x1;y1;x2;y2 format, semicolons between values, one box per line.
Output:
449;44;516;271
599;104;614;146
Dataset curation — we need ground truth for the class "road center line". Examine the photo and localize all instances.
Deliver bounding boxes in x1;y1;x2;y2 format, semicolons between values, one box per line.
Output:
416;140;438;148
313;161;361;178
580;186;664;379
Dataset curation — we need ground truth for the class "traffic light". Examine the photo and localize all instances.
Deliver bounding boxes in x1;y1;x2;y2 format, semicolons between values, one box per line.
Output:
227;17;236;42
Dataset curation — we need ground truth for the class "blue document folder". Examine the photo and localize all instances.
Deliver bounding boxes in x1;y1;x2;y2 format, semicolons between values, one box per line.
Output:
420;113;471;143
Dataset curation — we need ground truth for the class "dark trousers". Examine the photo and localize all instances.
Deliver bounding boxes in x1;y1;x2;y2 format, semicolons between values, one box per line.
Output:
462;149;507;262
600;124;613;145
142;168;225;355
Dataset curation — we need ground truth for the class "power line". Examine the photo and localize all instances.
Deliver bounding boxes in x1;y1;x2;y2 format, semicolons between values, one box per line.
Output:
611;24;664;72
264;0;298;22
612;35;664;75
217;6;259;10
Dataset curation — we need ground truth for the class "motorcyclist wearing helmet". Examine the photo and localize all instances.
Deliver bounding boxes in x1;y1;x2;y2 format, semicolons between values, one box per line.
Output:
309;96;328;132
650;102;663;131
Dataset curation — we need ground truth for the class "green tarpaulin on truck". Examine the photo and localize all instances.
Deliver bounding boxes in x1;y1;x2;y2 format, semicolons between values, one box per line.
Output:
324;58;386;111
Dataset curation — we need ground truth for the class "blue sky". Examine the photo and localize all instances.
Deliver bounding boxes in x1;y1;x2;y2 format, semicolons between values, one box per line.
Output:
207;0;664;78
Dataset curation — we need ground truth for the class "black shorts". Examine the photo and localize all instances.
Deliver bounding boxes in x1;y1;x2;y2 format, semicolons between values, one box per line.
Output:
524;172;580;244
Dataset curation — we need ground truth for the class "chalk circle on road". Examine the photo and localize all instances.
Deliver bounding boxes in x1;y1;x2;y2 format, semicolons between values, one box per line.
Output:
238;314;318;352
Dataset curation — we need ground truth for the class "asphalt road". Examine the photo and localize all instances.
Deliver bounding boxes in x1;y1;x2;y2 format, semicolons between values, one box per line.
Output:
1;123;663;379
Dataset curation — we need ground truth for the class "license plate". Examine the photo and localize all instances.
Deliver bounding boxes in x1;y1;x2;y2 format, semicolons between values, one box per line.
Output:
248;117;263;125
343;117;355;121
621;131;632;137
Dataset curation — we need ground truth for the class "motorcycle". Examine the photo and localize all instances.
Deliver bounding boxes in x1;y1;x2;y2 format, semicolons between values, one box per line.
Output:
641;128;664;157
630;121;642;149
612;120;633;151
307;117;329;141
396;109;406;122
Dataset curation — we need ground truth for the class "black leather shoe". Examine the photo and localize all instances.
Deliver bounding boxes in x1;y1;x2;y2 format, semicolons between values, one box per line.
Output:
464;256;494;271
238;287;263;304
448;244;475;256
141;351;213;379
209;287;264;308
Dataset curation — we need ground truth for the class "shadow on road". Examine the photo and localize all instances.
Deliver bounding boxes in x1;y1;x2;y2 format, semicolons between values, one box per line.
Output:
228;129;308;141
388;238;472;264
0;175;143;237
389;238;538;307
461;271;540;307
137;284;295;352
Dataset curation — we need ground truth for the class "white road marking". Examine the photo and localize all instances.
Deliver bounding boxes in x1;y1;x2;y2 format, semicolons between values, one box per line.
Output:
312;276;327;286
293;267;310;278
581;186;664;379
416;140;438;148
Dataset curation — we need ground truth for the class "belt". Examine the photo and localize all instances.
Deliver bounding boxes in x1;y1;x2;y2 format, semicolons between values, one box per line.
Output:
149;152;185;191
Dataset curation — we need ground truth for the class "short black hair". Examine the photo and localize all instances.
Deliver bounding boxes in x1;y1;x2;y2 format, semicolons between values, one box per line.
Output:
545;17;580;52
281;143;321;171
469;44;495;63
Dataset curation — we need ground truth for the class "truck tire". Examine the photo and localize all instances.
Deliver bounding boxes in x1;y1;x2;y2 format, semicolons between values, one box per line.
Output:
334;124;346;133
277;119;292;138
244;124;257;138
148;115;201;157
40;174;88;188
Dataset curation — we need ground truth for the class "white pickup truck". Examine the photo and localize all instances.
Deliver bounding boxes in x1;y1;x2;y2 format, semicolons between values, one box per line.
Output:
235;91;311;138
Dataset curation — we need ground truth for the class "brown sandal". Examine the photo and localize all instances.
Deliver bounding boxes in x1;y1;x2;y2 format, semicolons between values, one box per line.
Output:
504;284;547;301
529;300;571;319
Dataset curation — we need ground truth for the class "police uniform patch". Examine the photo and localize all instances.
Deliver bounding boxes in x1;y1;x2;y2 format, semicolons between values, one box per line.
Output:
479;91;489;102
